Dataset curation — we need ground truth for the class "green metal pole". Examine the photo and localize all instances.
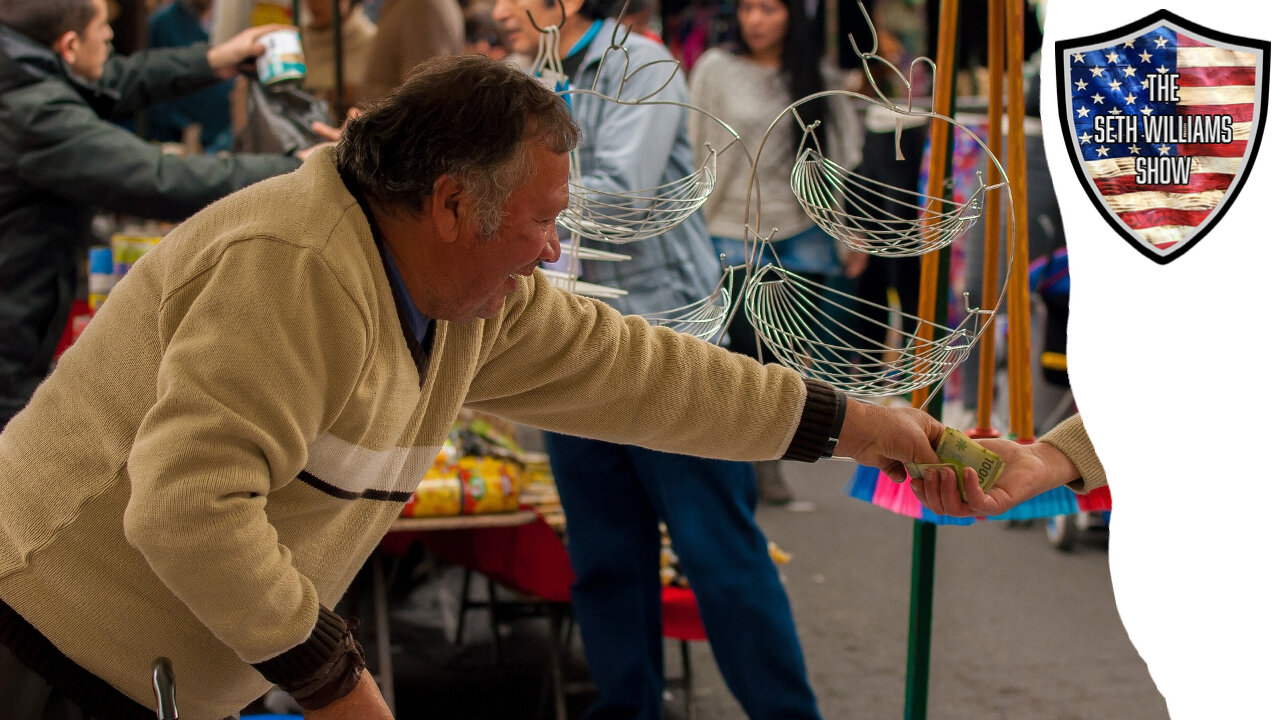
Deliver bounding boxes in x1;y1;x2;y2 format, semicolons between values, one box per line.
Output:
903;33;960;714
903;234;953;719
904;520;937;720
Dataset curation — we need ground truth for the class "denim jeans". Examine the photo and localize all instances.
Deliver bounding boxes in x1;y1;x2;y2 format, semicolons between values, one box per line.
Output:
545;433;822;720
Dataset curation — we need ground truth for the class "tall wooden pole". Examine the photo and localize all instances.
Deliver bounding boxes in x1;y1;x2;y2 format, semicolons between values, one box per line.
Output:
971;0;1006;438
905;0;960;717
1004;0;1034;441
909;0;960;411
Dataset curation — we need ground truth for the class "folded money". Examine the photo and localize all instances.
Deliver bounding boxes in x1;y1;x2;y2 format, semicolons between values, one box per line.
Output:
904;461;964;480
904;427;1005;502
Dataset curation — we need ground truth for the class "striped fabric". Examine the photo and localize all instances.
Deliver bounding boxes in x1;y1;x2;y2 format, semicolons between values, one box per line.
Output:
1067;25;1260;253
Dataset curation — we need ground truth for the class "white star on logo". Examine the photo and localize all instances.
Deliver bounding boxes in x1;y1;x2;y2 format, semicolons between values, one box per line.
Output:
1122;67;1137;77
1138;50;1153;63
1123;39;1136;48
1157;65;1169;74
1109;107;1123;115
1124;93;1137;105
1076;78;1088;91
1091;93;1104;104
1153;36;1168;48
1129;144;1142;154
1096;145;1110;157
1073;52;1086;63
1141;106;1154;116
1158;144;1171;155
1106;50;1121;63
1080;132;1093;144
1077;106;1091;118
1090;66;1105;77
1108;79;1122;91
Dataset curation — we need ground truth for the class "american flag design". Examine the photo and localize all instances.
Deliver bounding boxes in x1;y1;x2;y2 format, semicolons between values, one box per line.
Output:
1059;15;1267;262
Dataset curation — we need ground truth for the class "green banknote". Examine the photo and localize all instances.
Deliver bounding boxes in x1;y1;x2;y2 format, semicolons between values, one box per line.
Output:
904;461;964;481
904;427;1005;502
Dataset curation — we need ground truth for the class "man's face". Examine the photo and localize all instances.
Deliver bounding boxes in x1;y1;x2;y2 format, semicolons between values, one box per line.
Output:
429;143;569;322
491;0;564;57
68;0;113;81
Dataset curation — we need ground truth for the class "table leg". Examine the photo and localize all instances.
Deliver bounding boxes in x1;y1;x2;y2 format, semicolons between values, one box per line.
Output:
371;552;396;711
548;606;567;720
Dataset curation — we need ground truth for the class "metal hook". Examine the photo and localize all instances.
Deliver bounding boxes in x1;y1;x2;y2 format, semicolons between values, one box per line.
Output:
610;0;635;46
846;0;878;58
526;0;566;34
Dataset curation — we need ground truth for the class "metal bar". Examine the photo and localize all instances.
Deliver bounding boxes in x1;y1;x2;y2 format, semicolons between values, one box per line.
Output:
332;0;345;113
904;520;938;720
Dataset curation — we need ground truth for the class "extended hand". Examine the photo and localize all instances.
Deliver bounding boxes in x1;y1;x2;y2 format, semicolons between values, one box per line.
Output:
207;24;295;79
293;122;344;161
909;437;1080;517
833;401;943;481
303;670;393;720
837;246;869;278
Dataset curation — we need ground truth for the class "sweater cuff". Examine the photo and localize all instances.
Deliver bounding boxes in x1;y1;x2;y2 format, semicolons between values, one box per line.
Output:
1040;414;1108;494
252;606;366;707
782;378;843;462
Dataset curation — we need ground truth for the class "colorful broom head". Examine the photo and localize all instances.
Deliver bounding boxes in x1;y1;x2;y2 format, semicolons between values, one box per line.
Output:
847;464;1112;524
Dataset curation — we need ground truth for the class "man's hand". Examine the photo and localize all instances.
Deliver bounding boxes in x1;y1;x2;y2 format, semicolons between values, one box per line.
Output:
293;121;344;161
832;400;943;481
207;24;295;79
303;669;393;720
836;243;868;278
909;437;1081;518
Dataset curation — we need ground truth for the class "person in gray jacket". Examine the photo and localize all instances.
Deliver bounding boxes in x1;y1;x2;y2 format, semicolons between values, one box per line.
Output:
492;0;824;717
0;0;333;427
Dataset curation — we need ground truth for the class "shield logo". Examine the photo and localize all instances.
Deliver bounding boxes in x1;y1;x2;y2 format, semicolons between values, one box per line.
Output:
1056;10;1269;264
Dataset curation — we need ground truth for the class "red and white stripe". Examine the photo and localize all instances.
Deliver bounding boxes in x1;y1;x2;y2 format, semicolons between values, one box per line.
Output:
1085;34;1257;251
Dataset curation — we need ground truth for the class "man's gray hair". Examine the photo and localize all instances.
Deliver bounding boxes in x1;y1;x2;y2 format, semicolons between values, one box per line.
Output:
336;54;579;238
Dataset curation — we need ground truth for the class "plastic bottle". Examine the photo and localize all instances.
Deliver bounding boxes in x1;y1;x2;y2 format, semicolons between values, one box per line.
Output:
88;246;115;312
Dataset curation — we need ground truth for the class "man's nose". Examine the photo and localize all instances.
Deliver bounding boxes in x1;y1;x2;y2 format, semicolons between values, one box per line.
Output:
541;233;561;264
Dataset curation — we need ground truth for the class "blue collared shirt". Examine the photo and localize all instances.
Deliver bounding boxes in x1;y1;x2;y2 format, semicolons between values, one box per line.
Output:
378;244;434;345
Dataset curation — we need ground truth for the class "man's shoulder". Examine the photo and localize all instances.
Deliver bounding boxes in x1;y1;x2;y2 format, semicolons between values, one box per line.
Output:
158;153;377;299
0;65;93;122
0;29;69;97
187;151;361;254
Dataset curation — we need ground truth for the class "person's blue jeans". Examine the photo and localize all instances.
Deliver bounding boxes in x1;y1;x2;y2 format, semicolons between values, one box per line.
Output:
545;432;821;720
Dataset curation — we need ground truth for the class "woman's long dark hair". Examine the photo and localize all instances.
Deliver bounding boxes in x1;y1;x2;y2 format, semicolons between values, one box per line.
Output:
733;0;829;152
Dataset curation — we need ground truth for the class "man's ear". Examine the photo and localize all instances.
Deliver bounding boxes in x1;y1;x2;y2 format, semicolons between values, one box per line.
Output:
51;30;80;66
430;174;467;243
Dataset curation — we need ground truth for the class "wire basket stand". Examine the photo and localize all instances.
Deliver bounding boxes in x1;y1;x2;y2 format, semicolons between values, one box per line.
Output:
743;239;984;399
527;7;747;342
790;139;991;257
729;11;1016;403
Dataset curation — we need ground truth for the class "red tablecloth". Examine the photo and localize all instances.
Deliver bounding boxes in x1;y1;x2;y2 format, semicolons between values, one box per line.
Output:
382;512;710;640
383;513;575;604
